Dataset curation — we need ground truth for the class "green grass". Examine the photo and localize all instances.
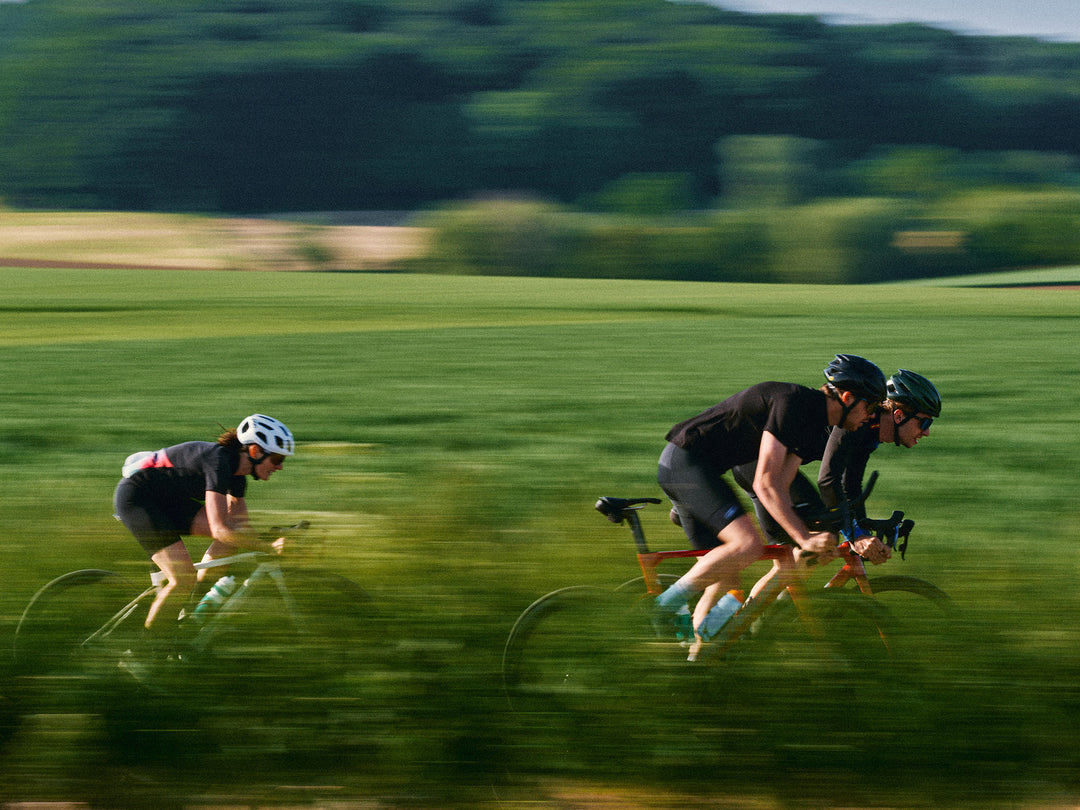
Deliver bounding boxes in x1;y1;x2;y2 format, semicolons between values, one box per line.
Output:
1;266;1079;806
894;264;1080;287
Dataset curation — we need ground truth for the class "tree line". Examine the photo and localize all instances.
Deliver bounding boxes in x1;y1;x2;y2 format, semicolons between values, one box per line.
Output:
1;0;1079;215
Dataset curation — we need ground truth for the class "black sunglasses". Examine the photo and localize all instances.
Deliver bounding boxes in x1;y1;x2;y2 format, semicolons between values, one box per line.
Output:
899;413;934;431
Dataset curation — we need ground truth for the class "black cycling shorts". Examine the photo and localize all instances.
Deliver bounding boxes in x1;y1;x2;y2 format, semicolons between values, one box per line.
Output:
113;478;202;556
657;442;746;550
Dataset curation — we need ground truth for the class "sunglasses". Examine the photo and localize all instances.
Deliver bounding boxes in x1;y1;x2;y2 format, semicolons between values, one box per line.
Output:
899;413;934;431
267;453;287;465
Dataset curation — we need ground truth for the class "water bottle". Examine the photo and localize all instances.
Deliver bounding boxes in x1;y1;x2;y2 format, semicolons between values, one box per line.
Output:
192;576;236;622
696;589;744;641
674;604;693;641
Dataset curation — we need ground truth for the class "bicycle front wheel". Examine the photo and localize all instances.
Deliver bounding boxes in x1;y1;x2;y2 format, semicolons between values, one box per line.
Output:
13;570;148;677
751;588;895;680
866;574;954;662
194;568;374;684
189;568;377;764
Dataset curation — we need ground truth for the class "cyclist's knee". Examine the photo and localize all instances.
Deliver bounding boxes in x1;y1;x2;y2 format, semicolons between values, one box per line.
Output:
719;517;764;558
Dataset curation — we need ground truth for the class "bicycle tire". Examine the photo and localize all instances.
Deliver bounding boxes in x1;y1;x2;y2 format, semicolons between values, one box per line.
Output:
13;569;148;676
867;574;951;605
502;586;649;715
749;588;895;680
613;574;680;595
193;568;374;684
865;574;954;664
188;568;378;764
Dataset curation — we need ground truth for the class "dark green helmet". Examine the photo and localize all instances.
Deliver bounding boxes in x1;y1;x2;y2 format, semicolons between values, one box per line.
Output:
887;370;941;417
823;354;887;404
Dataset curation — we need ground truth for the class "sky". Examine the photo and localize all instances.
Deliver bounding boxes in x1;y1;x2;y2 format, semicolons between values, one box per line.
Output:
713;0;1080;41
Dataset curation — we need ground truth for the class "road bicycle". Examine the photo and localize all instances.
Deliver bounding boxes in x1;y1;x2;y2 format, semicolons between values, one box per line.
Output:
13;522;374;691
11;523;381;764
502;474;950;713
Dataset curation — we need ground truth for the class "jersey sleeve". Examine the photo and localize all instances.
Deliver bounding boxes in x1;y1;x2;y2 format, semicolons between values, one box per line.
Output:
205;446;247;498
818;426;873;518
763;387;826;462
817;426;848;508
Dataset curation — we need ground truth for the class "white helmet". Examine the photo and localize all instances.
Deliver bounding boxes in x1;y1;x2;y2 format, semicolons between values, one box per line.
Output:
237;414;295;456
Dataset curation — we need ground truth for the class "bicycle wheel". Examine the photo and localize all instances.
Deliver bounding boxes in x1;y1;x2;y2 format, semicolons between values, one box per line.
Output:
867;574;951;607
866;574;954;662
749;588;894;681
613;573;680;594
193;568;374;684
502;586;653;715
189;568;377;765
13;570;148;677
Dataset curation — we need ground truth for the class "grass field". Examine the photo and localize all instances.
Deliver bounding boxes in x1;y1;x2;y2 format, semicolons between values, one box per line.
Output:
1;265;1078;807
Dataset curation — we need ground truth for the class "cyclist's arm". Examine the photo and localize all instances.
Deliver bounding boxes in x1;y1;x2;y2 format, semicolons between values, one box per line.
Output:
204;491;276;552
816;426;847;508
753;431;835;553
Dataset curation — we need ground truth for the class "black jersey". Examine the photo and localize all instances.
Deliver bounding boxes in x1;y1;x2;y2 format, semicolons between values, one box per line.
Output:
126;441;247;504
665;381;830;472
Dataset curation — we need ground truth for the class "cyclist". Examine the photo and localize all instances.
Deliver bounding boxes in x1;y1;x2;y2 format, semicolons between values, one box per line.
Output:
113;414;294;656
817;369;942;564
654;355;887;641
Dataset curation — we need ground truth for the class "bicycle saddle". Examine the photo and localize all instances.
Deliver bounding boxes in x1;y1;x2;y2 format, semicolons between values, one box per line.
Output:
595;496;662;523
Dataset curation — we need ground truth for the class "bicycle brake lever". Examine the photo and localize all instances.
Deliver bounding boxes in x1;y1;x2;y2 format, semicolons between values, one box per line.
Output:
897;519;914;560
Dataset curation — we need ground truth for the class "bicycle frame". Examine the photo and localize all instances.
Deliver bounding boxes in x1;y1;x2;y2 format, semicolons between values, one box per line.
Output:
623;495;896;600
187;551;309;654
617;500;892;656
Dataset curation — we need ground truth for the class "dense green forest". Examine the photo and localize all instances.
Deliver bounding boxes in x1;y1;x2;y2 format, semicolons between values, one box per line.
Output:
2;0;1080;214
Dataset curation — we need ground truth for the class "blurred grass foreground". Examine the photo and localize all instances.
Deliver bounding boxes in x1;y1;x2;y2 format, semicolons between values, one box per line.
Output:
0;258;1077;808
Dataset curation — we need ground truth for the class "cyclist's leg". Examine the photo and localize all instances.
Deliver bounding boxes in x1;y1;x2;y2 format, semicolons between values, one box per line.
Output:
731;463;829;593
681;514;763;592
115;479;196;615
189;506;243;582
656;444;762;612
147;541;196;631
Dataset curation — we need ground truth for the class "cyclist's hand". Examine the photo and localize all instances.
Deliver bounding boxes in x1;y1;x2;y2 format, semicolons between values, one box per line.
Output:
271;537;285;554
850;535;891;565
799;531;838;555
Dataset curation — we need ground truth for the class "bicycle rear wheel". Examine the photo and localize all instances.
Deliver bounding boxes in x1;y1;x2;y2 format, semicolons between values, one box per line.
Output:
502;585;655;715
13;570;148;677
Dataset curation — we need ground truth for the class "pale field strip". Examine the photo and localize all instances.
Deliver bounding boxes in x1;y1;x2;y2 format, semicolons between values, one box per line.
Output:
0;211;431;271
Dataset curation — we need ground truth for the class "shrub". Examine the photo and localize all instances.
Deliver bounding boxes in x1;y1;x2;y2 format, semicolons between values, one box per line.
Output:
940;190;1080;272
417;197;585;277
762;198;913;284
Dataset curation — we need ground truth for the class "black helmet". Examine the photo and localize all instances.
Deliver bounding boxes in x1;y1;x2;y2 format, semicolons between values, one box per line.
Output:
887;370;941;417
823;354;887;403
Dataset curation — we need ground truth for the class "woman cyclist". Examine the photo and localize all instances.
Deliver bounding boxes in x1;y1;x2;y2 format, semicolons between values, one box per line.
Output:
817;369;942;564
113;414;295;655
653;355;887;643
